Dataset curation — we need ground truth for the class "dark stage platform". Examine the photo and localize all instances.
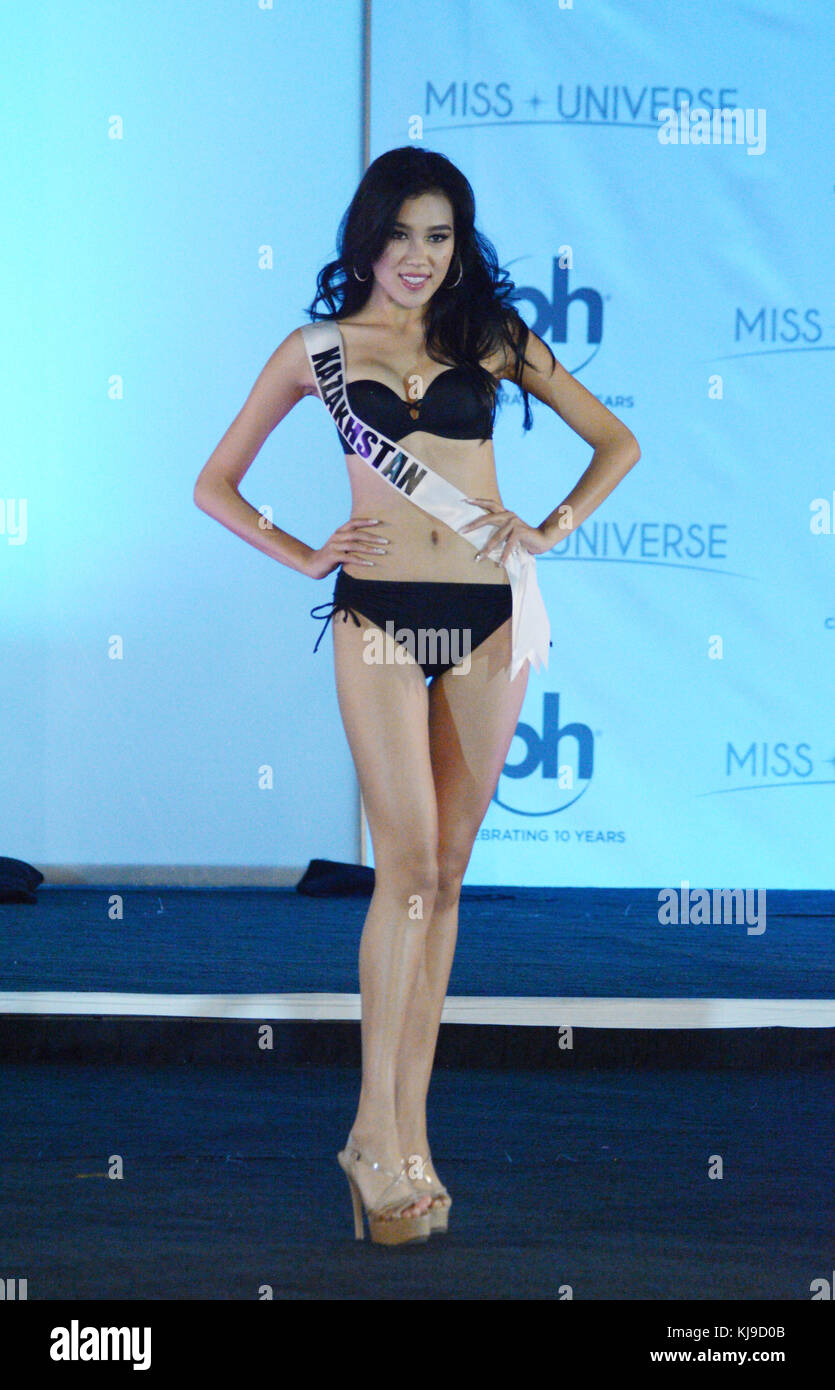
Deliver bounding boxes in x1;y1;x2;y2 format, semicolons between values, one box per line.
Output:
0;886;832;1300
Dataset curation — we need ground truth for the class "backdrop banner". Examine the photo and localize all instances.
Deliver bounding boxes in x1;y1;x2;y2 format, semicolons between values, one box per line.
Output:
366;0;834;888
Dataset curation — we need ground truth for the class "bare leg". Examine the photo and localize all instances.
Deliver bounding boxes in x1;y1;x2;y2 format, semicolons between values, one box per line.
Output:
332;611;442;1216
394;618;530;1185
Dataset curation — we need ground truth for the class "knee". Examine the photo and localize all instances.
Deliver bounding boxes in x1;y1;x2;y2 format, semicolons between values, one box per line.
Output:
375;843;439;906
436;846;470;908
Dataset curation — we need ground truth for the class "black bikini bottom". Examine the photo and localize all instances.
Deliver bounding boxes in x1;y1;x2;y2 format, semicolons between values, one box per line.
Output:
310;568;513;681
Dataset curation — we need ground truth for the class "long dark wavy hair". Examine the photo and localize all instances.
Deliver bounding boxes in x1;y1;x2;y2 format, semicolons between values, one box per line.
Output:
306;146;554;433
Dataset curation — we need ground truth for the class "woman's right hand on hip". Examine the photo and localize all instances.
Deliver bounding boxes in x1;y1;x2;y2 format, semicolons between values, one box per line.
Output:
304;517;390;579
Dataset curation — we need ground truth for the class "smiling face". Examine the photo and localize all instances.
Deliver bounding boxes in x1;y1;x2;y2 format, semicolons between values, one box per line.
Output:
369;190;456;308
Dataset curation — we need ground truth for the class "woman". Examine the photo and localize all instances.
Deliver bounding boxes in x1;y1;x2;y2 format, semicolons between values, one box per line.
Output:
194;146;640;1247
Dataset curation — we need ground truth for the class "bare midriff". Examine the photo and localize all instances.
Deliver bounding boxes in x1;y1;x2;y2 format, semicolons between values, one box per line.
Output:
313;316;513;586
342;432;509;586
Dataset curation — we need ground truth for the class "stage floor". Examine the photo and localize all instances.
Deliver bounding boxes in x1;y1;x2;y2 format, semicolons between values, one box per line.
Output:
1;886;832;1298
1;1057;832;1300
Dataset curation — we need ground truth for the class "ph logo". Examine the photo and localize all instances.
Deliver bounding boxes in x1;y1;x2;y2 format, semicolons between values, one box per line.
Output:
510;259;604;371
494;693;595;815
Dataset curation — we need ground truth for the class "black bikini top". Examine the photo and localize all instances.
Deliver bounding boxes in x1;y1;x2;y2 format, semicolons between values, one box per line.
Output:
337;363;495;455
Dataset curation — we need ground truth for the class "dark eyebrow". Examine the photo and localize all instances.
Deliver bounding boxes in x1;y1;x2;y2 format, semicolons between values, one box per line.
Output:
392;221;453;231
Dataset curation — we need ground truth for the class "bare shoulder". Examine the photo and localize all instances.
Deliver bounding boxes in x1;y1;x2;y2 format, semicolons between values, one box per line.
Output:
234;322;321;415
508;323;640;455
272;323;319;397
480;310;535;381
236;323;319;400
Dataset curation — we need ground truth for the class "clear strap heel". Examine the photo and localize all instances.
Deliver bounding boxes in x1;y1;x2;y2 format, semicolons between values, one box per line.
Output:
403;1154;452;1233
337;1141;431;1246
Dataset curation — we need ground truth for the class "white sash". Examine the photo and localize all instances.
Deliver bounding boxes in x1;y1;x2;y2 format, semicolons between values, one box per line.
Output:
300;319;550;681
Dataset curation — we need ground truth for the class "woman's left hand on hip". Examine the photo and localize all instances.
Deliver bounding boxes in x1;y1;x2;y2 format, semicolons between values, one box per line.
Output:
460;497;553;566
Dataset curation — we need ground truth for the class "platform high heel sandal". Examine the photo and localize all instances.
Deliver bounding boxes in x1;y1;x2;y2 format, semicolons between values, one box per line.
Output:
337;1142;431;1247
404;1156;452;1234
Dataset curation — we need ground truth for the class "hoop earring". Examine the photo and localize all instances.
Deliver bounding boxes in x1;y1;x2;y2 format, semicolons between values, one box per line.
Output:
353;265;369;282
447;256;463;288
